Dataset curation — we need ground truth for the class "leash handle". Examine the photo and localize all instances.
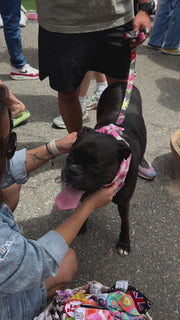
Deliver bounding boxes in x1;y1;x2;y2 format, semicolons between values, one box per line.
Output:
124;27;148;42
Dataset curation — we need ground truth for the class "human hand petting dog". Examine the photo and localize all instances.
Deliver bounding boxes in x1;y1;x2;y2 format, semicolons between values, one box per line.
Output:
55;132;77;154
83;181;119;211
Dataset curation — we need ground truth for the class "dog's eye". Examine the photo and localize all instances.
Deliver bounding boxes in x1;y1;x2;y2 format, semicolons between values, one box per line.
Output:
77;131;82;138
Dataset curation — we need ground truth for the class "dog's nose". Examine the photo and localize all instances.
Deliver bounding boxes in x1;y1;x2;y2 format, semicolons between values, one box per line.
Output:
69;164;82;176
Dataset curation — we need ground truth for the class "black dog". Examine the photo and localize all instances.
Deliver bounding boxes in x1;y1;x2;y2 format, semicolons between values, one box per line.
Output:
62;82;146;255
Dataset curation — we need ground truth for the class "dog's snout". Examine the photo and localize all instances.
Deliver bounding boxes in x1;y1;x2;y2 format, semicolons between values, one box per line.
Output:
69;164;81;176
62;164;82;182
62;163;84;188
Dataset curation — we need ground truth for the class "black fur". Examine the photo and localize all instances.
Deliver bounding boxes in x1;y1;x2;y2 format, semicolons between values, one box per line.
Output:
62;82;146;255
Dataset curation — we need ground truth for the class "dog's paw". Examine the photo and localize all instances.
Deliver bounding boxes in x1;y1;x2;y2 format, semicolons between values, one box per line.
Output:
117;248;129;256
117;242;131;256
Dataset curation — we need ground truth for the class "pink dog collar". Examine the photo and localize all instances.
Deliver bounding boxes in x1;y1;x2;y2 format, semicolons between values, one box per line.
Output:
96;124;132;193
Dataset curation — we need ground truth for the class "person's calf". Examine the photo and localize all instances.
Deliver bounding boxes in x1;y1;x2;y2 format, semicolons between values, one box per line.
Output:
58;90;82;133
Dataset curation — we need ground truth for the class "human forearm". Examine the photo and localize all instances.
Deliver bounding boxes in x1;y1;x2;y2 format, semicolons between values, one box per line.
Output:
54;200;93;246
25;144;53;173
25;132;77;173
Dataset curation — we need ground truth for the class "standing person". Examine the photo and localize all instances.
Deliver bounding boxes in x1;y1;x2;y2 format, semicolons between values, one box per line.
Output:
36;0;156;180
148;0;180;55
0;0;39;79
0;84;118;320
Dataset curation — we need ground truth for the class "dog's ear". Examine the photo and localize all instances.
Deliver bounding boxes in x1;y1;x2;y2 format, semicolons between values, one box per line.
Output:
117;140;131;160
77;126;94;138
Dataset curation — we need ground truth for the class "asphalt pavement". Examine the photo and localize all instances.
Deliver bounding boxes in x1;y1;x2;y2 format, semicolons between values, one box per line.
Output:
0;19;180;319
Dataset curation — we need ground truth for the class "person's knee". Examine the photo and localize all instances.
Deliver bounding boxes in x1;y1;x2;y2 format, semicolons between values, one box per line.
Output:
1;183;21;212
57;248;78;284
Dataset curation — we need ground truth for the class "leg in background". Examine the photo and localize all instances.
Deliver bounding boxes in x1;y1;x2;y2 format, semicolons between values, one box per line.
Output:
58;88;82;133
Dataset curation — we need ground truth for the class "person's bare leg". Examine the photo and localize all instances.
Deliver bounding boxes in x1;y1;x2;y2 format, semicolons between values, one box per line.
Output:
0;80;25;117
58;87;82;133
1;183;21;212
45;248;78;299
94;72;107;83
79;71;93;97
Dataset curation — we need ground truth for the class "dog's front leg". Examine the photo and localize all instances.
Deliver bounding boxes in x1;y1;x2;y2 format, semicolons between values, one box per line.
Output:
117;202;131;256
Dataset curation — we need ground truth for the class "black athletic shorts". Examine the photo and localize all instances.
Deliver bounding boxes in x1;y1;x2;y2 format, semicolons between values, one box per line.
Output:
38;21;133;92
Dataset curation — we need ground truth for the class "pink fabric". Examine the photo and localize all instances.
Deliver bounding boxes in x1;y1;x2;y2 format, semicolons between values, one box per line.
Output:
96;124;131;193
55;186;84;211
96;123;124;140
104;154;131;193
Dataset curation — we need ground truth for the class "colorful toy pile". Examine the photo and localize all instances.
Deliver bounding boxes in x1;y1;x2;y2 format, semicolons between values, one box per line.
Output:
34;281;153;320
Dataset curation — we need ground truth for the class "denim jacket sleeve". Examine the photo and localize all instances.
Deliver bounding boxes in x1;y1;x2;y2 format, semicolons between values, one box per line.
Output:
1;149;29;189
0;204;68;295
10;149;29;185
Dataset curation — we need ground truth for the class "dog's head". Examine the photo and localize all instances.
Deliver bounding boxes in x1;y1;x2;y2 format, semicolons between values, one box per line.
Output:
61;127;131;193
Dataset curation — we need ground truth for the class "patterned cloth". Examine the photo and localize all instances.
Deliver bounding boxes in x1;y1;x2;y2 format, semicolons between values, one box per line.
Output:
96;124;132;193
34;281;153;320
116;48;136;125
96;291;144;319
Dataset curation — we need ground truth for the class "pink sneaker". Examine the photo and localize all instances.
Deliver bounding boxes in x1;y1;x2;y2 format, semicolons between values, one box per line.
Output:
138;157;156;180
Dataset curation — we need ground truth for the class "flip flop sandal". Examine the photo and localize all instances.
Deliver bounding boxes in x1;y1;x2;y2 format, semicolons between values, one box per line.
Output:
13;110;31;128
170;129;180;161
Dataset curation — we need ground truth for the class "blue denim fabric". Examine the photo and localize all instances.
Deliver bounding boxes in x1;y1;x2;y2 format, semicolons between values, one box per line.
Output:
0;204;68;320
0;0;26;68
148;0;180;49
1;149;29;189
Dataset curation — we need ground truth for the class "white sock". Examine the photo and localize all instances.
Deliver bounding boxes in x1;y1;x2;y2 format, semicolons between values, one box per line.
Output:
96;81;108;95
79;96;86;111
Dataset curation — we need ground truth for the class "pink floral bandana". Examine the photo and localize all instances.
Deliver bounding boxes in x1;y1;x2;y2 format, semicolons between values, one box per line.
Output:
96;124;132;193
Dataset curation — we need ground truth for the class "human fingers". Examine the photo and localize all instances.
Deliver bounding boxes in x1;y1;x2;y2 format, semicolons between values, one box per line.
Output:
56;132;77;154
87;181;119;210
131;12;150;47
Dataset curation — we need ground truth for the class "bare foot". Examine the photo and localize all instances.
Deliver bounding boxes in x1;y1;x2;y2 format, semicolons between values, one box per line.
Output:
0;80;25;117
10;99;25;118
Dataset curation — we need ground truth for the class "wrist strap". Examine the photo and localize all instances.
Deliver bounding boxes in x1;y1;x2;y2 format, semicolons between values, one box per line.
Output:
45;143;52;156
49;139;60;157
